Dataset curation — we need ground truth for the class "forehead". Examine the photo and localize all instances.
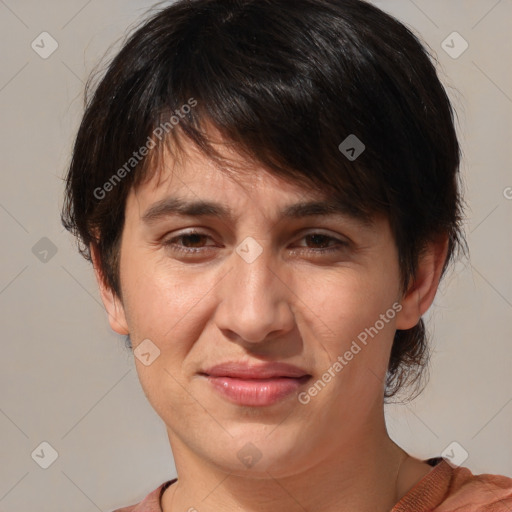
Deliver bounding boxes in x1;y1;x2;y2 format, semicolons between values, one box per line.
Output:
130;135;338;216
125;129;379;232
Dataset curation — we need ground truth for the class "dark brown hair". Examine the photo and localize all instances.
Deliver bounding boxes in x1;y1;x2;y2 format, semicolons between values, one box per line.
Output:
61;0;466;400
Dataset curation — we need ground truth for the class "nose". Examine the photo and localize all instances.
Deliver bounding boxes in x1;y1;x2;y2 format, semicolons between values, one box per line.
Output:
213;240;296;345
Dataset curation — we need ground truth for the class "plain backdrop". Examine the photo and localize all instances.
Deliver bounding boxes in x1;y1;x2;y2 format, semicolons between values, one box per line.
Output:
0;1;511;511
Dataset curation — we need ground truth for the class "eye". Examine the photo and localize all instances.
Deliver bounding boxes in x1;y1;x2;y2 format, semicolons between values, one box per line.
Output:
291;233;349;255
162;230;214;254
162;230;349;257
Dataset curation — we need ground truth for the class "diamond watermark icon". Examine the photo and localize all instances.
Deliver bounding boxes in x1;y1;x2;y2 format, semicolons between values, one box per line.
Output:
441;441;469;468
31;32;59;59
134;338;161;366
338;134;365;161
441;32;468;59
237;442;262;468
236;236;263;264
31;441;58;469
32;237;58;263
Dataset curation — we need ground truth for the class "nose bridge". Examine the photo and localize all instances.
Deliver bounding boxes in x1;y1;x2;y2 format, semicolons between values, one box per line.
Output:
215;236;294;343
232;236;278;309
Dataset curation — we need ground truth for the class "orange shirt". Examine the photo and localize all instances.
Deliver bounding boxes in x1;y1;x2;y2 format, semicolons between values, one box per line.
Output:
392;458;512;511
113;458;512;512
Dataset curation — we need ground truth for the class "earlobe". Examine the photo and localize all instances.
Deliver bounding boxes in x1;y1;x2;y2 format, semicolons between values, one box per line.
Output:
90;242;129;336
395;235;449;330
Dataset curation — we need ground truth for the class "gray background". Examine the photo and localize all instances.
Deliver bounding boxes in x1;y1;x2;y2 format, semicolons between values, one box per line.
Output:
0;1;511;510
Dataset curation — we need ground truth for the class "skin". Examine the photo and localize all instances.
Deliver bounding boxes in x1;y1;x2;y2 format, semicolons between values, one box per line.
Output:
91;132;448;512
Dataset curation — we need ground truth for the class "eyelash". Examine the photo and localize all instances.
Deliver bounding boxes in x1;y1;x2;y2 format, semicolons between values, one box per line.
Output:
162;230;348;256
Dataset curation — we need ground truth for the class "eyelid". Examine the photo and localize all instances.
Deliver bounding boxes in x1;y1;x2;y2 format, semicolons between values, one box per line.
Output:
295;228;351;244
162;228;351;256
163;227;350;243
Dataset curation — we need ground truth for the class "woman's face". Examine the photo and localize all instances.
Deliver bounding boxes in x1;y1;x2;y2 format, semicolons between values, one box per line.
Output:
98;138;411;477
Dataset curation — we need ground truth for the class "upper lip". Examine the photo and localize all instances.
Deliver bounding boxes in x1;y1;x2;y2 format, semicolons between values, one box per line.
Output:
201;361;310;379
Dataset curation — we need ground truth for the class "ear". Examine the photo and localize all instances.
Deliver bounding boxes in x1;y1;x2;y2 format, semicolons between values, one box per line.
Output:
90;242;129;335
395;235;449;330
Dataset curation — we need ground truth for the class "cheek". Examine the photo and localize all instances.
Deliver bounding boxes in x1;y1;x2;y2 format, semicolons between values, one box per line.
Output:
120;254;210;413
119;246;206;342
305;265;400;336
300;264;401;398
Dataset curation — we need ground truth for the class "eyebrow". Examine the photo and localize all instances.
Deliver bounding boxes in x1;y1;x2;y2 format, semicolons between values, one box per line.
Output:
141;196;372;226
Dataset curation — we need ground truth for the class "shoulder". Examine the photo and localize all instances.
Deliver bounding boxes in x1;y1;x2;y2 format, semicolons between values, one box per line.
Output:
111;478;177;512
441;463;512;511
393;458;512;512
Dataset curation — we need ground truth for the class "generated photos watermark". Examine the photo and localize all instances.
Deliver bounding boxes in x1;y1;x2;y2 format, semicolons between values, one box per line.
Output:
93;97;197;200
298;301;403;404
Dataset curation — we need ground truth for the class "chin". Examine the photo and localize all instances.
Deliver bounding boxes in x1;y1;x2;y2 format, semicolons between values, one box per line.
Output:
207;430;308;476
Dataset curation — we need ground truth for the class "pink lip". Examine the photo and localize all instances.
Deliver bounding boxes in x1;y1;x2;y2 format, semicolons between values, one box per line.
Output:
201;361;309;379
199;361;311;406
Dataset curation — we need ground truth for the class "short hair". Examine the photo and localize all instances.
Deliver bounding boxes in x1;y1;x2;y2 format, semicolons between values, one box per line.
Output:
61;0;466;400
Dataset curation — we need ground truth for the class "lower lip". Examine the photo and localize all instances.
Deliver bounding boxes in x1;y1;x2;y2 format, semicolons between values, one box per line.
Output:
204;375;311;406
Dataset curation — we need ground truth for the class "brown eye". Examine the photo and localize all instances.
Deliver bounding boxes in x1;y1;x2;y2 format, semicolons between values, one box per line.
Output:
304;234;338;249
162;231;215;254
293;233;348;255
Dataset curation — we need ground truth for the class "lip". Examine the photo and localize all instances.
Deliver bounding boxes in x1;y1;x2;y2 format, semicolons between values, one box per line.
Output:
201;361;310;379
199;361;311;406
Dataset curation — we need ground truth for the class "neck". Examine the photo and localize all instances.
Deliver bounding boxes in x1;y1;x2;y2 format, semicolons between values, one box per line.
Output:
162;416;413;512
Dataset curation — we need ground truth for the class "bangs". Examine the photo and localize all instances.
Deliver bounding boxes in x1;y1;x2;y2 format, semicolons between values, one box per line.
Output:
126;1;410;223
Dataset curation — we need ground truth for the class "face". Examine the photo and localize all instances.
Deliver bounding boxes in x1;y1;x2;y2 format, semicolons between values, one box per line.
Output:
95;135;438;478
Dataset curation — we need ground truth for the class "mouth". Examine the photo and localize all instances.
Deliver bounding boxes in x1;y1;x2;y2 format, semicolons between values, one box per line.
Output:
198;361;312;406
200;361;310;379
